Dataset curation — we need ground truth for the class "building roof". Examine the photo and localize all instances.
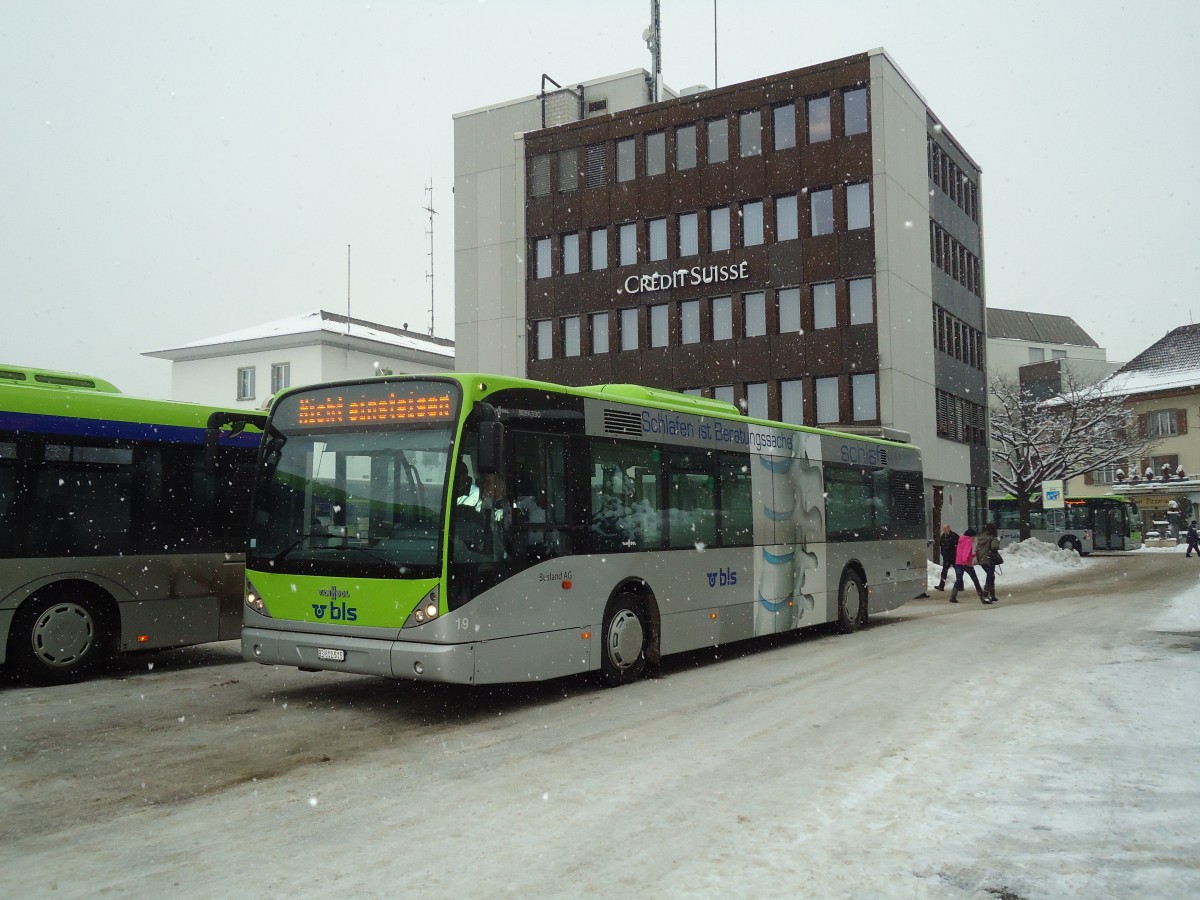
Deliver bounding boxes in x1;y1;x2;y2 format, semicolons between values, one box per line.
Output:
147;310;454;360
986;308;1099;348
1095;323;1200;398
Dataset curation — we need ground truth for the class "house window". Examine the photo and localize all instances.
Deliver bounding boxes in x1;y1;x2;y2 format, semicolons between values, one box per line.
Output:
744;292;766;337
773;103;796;150
739;110;761;156
844;87;868;136
616;137;636;182
849;277;874;325
563;316;581;358
650;304;669;348
562;233;579;275
270;363;290;394
816;376;839;424
533;320;552;360
558;149;578;192
713;385;734;405
776;195;798;241
811;188;834;235
535;238;551;278
807;96;831;143
712;296;733;341
681;300;700;344
1052;349;1067;359
648;217;667;262
852;373;877;421
590;312;609;354
742;200;764;246
710;207;730;251
621;308;638;351
679;212;698;256
778;287;801;333
746;382;768;419
584;144;606;187
590;227;608;270
528;155;551;197
646;131;666;176
813;282;836;329
781;379;804;425
676;124;696;170
846;182;871;230
1147;409;1179;437
1028;347;1045;363
707;117;728;163
237;366;255;401
619;223;637;266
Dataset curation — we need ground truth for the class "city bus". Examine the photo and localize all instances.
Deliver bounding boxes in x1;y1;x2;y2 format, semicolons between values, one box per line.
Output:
988;495;1141;554
0;365;265;684
242;373;926;686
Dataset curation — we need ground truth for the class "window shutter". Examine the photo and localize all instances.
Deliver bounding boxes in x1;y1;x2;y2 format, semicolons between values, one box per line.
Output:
1137;414;1149;438
1177;409;1188;435
1084;471;1094;485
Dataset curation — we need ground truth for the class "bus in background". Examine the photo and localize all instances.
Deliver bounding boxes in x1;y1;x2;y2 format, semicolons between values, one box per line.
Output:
988;495;1142;554
0;366;265;685
242;374;926;687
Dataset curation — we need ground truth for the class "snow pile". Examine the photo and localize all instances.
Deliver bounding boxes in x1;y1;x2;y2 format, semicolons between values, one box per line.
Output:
926;537;1085;588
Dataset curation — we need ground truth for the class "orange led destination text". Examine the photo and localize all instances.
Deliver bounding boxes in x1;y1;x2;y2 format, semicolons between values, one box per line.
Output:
298;392;453;426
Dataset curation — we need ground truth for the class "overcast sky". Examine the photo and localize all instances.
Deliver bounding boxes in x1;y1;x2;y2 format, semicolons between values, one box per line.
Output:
2;0;1197;398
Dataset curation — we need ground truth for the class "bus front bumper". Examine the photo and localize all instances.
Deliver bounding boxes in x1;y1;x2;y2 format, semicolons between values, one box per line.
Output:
242;626;477;683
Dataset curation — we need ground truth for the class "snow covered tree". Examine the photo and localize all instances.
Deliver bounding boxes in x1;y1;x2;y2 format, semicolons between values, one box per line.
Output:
988;371;1156;540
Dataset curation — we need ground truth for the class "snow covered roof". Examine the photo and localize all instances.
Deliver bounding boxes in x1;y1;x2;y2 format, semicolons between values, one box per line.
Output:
1093;323;1200;398
147;310;454;359
986;308;1098;348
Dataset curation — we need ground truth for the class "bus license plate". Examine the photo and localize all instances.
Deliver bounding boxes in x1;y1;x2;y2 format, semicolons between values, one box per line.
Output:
316;648;345;662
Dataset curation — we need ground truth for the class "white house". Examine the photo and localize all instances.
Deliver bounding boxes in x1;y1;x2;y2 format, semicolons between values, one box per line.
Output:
145;310;455;408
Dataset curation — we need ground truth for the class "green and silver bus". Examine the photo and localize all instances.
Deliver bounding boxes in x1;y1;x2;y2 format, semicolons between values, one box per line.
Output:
242;374;926;686
0;365;264;684
988;495;1141;554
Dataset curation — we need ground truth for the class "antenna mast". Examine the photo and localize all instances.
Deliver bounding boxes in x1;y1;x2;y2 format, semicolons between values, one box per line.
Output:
423;181;438;336
644;0;662;102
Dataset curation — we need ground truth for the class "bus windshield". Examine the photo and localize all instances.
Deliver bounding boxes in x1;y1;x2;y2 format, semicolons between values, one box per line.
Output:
249;425;454;579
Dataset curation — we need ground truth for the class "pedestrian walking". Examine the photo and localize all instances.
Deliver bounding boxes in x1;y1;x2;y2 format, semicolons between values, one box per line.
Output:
1186;520;1200;558
975;522;1002;603
934;524;959;591
950;528;986;604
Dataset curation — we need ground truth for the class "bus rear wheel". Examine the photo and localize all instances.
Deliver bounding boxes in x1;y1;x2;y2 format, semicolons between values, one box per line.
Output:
836;569;867;634
8;587;109;686
600;596;648;687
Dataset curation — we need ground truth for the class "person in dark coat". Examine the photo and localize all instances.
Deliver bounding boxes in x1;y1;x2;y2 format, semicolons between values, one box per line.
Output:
1186;520;1200;558
975;522;1001;603
934;524;959;591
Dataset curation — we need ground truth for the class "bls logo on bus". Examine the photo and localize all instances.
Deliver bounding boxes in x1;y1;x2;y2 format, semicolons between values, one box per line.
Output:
706;567;738;588
313;585;357;621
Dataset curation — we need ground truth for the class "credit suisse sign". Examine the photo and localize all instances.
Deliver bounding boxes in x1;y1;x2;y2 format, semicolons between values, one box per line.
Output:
621;261;750;295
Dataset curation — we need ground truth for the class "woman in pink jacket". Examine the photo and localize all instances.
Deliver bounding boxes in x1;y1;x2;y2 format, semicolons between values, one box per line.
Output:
950;528;986;603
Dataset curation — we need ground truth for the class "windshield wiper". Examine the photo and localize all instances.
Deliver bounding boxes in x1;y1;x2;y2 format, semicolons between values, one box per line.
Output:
338;543;413;576
271;532;327;564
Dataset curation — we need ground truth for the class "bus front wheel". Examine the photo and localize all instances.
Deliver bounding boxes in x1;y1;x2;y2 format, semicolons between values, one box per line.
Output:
836;569;868;634
600;595;648;687
8;587;110;686
1058;536;1082;555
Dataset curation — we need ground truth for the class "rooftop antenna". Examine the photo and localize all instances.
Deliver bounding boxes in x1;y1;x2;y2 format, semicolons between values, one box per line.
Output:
643;0;662;102
423;181;438;336
713;0;718;88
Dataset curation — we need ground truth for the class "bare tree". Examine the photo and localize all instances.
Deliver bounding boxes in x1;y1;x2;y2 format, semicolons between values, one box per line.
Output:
989;371;1155;540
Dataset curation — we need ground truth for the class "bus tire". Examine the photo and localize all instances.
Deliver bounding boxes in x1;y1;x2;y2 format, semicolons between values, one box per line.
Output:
836;568;867;634
1058;536;1081;555
7;585;111;686
600;594;649;687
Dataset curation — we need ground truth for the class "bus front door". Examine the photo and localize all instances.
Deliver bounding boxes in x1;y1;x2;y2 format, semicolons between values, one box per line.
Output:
1094;507;1118;550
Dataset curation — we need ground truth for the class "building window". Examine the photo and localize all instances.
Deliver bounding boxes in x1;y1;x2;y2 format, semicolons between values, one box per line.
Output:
742;200;764;246
852;373;877;421
1028;347;1045;363
237;367;255;401
811;188;834;236
816;376;839;424
270;363;290;394
648;217;667;261
776;195;798;241
779;287;801;333
555;316;578;358
844;87;868;136
739;110;761;156
535;238;551;279
712;296;733;341
707;117;728;164
616;137;636;182
590;227;608;270
677;124;696;170
1147;409;1179;437
808;96;831;143
781;379;804;425
746;382;768;419
535;320;552;360
713;385;734;405
681;300;700;344
619;222;637;266
558;149;578;192
562;232;579;275
591;312;609;354
849;277;873;325
773;103;796;150
710;206;731;252
846;182;871;230
813;282;836;329
649;304;669;348
646;131;666;176
1052;349;1067;360
584;144;606;188
744;292;766;337
679;212;698;256
621;308;638;351
529;154;551;197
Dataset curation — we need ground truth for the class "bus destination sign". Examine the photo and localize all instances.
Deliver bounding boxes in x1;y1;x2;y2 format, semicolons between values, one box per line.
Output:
296;388;456;427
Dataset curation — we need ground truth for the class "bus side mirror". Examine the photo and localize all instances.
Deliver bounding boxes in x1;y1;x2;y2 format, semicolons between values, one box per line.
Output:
477;421;505;475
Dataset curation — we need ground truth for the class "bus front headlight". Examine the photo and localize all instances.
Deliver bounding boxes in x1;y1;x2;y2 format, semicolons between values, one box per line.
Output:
403;586;440;628
246;580;271;617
